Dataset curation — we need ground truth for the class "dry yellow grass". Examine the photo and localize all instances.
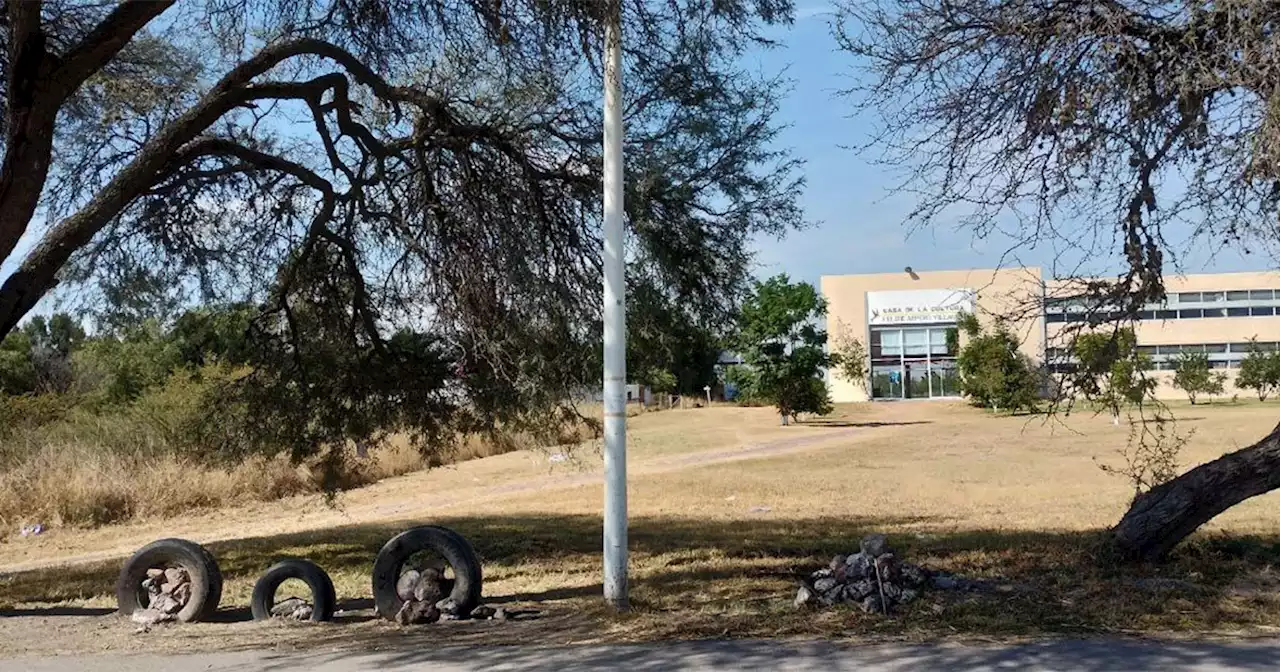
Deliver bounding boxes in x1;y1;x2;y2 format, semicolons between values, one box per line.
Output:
3;401;1280;655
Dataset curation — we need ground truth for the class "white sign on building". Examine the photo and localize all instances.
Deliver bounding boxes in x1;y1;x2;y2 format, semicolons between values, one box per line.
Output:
867;288;976;326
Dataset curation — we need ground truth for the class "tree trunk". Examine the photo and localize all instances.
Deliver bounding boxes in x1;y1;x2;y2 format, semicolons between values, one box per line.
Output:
1109;421;1280;561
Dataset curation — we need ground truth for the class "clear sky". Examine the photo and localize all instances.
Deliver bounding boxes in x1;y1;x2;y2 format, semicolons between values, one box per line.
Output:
746;4;1268;289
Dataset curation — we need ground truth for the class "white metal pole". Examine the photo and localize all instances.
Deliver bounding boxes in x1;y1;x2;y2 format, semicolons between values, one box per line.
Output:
601;0;629;610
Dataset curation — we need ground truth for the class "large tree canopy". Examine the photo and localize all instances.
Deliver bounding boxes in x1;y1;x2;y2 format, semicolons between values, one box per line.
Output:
836;0;1280;561
0;0;803;460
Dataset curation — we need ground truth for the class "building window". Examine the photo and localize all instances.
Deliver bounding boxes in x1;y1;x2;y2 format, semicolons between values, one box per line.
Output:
1227;290;1252;301
1252;290;1275;301
1177;292;1202;303
1202;292;1225;303
1228;307;1251;317
1204;343;1228;354
1179;309;1203;319
1156;309;1178;320
1202;307;1226;318
1252;306;1275;317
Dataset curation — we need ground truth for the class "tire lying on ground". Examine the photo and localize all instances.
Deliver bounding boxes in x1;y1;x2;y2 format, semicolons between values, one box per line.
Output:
251;558;337;622
116;538;223;623
372;525;482;620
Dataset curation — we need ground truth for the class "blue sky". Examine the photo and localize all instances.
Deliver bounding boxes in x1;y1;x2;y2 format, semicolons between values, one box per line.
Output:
746;4;1267;288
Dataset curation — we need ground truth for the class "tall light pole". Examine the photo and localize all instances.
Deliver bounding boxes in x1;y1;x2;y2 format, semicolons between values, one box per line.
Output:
601;0;629;610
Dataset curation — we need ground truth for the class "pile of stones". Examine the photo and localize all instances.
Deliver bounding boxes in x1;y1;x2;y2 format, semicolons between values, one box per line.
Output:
131;567;192;625
269;597;315;621
794;534;937;614
393;568;521;625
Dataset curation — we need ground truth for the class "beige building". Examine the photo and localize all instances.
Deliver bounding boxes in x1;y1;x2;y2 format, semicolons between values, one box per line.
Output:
822;267;1280;402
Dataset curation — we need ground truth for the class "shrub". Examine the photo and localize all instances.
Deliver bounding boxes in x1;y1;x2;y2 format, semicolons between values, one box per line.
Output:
956;314;1040;413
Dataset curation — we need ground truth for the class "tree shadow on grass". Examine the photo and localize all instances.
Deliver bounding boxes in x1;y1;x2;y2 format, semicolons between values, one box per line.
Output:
3;515;1280;645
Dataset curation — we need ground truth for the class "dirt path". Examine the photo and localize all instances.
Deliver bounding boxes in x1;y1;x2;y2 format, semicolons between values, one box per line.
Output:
0;417;905;574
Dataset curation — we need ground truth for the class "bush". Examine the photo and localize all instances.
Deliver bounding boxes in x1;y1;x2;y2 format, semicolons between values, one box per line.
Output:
955;314;1040;413
1235;340;1280;401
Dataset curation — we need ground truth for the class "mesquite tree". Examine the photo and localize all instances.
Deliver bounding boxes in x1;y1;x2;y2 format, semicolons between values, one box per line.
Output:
836;0;1280;561
0;1;803;464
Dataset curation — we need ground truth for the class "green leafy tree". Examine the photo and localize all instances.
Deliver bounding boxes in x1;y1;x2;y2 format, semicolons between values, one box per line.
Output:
1235;340;1280;402
1071;328;1155;423
0;0;804;474
0;331;35;395
735;275;833;425
1171;352;1221;405
955;313;1039;413
722;364;760;404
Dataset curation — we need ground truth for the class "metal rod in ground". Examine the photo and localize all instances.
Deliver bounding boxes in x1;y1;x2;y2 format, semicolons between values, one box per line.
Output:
601;0;629;611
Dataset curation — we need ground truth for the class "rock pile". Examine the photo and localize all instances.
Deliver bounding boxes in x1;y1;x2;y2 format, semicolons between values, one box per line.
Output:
794;534;932;614
270;596;315;621
131;567;192;626
394;568;461;625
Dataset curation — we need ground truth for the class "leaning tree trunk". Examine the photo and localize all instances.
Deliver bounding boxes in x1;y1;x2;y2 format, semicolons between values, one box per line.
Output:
1110;421;1280;561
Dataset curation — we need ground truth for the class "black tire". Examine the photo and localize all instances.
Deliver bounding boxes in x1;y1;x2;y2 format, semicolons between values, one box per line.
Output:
116;538;223;623
372;525;482;621
250;558;336;622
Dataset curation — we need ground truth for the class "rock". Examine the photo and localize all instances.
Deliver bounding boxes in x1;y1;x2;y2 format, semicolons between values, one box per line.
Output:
860;534;890;558
813;577;838;593
130;608;172;626
899;563;929;587
843;579;875;602
397;570;422;601
899;588;919;604
822;584;845;605
793;585;815;608
150;593;183;615
414;569;445;603
880;582;903;603
140;578;160;596
874;553;900;582
809;568;833;581
859;595;885;614
493;607;510;621
394;600;438;626
470;605;497;620
163;567;189;587
932;575;960;590
844;553;872;579
829;555;846;571
290;603;314;621
146;568;166;581
171;581;193;605
394;600;416;626
271;597;310;617
435;597;461;617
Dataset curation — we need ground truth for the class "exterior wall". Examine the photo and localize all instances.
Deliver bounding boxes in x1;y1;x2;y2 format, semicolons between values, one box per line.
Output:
825;268;1280;403
822;267;1045;402
1046;271;1280;400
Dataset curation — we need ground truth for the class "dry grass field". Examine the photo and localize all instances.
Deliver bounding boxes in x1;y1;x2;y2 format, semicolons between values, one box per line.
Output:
3;400;1280;655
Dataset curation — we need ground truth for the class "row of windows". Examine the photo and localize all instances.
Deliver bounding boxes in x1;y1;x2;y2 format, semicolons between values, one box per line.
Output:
1047;341;1280;361
869;327;956;359
1045;306;1280;323
1046;288;1280;312
1049;359;1238;373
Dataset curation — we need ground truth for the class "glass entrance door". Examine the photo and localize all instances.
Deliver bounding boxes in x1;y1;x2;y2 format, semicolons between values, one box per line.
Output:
928;359;960;398
868;325;960;400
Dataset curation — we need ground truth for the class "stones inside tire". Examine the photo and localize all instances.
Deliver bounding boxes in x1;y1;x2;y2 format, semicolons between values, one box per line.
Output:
250;558;337;622
116;538;223;623
372;525;482;621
